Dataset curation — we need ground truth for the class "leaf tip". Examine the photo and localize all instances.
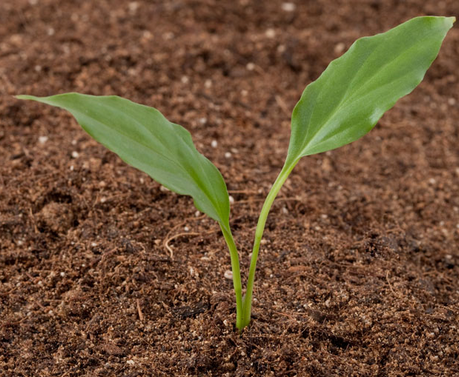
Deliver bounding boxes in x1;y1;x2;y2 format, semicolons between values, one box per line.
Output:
15;94;37;101
443;16;456;28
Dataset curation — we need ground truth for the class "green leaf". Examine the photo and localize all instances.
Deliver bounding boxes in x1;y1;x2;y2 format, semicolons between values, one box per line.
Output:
17;93;230;228
287;16;455;164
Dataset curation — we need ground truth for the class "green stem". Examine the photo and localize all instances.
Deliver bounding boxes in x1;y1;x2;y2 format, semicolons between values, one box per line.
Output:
241;160;298;328
220;223;244;330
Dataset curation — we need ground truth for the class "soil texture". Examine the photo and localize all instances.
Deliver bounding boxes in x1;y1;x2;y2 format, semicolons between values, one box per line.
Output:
1;0;459;376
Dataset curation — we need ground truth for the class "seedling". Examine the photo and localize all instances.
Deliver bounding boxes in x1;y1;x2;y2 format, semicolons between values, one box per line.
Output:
18;17;454;330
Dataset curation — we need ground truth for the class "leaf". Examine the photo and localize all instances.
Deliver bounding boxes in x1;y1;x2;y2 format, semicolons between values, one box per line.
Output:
17;93;230;228
287;16;455;165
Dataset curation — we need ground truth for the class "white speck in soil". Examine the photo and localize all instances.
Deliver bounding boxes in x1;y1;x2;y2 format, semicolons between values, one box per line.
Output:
265;28;276;38
224;270;233;280
281;2;296;12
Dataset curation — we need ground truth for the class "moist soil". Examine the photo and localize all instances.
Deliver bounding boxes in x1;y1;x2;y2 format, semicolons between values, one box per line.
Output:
1;1;459;376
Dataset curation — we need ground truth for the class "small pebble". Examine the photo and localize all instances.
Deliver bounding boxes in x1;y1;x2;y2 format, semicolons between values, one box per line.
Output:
142;30;152;40
224;270;233;280
71;151;79;158
246;62;255;71
281;2;296;12
211;140;218;148
334;42;345;54
265;28;276;38
229;196;235;204
128;2;139;13
38;136;48;144
225;152;232;159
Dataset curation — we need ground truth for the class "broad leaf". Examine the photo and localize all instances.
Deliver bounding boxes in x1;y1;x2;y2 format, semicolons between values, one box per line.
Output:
17;94;230;228
286;16;455;165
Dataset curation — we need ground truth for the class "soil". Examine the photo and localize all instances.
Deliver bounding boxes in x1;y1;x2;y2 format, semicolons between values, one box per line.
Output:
1;0;459;376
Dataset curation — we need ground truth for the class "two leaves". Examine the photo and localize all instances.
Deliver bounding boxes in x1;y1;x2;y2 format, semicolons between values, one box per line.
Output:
18;16;454;225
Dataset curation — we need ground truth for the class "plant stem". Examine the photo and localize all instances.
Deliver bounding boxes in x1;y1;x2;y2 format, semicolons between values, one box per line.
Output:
241;160;298;328
220;223;244;330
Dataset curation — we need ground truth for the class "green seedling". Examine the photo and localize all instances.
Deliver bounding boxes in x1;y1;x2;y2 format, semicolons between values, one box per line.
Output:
18;16;454;330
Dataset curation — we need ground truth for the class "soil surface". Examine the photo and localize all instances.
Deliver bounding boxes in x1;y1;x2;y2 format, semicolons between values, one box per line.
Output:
1;1;459;376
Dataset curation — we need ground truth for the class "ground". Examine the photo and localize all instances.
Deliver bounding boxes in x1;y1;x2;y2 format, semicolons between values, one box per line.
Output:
1;0;459;376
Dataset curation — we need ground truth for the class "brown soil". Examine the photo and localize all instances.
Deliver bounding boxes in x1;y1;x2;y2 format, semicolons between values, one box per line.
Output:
1;1;459;376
